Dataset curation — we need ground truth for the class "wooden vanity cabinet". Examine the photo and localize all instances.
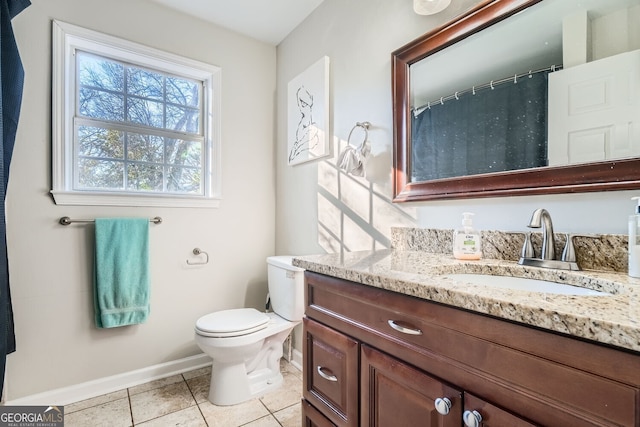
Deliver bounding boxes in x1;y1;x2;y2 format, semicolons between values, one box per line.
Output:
301;271;640;427
303;317;358;426
360;344;462;426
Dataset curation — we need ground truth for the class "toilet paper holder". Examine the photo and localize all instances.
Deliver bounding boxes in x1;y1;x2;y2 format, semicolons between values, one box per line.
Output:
187;248;209;265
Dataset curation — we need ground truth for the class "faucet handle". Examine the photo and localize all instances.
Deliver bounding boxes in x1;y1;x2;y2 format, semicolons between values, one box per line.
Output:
561;233;576;262
561;233;595;263
521;232;535;258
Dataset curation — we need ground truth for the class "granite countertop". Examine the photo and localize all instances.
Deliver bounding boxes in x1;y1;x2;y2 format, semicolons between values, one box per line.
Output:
293;250;640;353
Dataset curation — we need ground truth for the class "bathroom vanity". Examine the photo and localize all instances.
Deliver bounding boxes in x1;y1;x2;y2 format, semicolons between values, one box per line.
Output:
295;249;640;426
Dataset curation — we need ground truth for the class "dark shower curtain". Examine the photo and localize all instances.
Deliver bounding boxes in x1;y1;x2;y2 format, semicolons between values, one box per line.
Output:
411;70;549;182
0;0;30;397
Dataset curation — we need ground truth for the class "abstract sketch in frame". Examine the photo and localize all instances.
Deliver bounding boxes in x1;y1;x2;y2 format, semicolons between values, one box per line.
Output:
287;56;330;165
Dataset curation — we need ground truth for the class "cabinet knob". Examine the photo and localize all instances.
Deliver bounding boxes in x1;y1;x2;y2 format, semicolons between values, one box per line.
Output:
388;319;423;335
316;366;338;382
463;410;483;427
434;397;452;415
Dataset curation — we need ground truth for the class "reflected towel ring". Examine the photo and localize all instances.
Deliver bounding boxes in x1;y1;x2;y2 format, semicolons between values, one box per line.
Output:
347;121;370;150
187;248;209;265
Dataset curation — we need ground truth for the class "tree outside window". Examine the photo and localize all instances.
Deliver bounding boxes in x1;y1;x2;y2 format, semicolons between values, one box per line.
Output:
51;20;221;208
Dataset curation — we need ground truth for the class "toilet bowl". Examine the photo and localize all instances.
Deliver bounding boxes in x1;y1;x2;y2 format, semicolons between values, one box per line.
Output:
194;256;304;406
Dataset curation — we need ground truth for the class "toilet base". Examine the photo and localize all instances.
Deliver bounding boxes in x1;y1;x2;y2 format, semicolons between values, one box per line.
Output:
206;328;291;406
208;364;284;406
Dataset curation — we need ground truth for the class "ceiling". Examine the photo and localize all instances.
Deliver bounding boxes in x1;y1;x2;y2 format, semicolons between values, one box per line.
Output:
149;0;326;45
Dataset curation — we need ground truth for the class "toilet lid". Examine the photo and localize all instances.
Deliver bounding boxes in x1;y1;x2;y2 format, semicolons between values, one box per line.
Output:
195;308;270;337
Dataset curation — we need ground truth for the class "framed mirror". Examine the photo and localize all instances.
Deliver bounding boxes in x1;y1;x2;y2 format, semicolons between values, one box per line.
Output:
392;0;640;202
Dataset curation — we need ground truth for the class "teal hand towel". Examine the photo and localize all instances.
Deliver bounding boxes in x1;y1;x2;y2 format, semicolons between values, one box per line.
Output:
94;218;150;328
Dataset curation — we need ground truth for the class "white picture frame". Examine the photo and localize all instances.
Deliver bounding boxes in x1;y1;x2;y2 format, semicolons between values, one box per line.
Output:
287;56;330;165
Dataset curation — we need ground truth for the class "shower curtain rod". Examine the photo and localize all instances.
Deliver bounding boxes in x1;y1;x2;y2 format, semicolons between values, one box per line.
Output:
413;64;562;116
59;216;162;225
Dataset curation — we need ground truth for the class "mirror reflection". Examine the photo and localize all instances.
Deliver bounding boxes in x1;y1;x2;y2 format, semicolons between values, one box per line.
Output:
409;0;640;183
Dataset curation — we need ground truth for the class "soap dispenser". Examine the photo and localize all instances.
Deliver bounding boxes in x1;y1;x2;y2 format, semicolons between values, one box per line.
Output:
453;212;482;260
629;197;640;278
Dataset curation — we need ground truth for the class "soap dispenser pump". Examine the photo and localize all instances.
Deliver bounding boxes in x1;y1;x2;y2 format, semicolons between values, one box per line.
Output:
629;197;640;278
453;212;482;260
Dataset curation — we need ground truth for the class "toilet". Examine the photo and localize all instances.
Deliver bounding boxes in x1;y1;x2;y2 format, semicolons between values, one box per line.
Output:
194;256;305;406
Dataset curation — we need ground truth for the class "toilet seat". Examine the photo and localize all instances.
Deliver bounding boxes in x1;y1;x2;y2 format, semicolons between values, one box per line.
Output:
195;308;270;338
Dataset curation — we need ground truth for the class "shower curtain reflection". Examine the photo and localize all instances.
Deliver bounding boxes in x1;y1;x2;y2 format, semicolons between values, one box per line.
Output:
411;70;550;182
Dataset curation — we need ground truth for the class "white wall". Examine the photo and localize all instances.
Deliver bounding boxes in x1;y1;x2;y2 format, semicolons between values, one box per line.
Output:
276;0;635;256
7;0;276;400
275;0;638;349
8;0;636;401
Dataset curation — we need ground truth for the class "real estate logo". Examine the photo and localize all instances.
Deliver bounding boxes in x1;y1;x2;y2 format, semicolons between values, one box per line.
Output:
0;406;64;427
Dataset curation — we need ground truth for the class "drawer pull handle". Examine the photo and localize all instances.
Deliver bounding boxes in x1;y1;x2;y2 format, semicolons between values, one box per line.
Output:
317;366;338;382
434;397;452;415
463;410;483;427
388;319;423;335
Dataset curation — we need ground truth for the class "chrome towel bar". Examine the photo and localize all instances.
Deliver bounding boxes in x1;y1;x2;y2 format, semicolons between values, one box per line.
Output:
59;216;162;226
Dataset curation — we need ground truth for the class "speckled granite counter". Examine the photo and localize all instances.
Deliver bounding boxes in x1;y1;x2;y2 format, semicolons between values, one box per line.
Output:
293;250;640;353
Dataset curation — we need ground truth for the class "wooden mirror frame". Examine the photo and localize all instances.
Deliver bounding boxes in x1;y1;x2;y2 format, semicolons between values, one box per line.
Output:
392;0;640;203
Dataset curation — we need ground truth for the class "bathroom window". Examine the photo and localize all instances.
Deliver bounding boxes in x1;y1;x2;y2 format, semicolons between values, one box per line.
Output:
51;21;222;207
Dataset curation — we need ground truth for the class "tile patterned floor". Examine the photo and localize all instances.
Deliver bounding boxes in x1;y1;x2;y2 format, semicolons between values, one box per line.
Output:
64;360;302;427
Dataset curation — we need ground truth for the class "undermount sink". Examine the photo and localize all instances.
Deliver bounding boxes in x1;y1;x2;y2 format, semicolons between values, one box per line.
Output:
443;273;612;296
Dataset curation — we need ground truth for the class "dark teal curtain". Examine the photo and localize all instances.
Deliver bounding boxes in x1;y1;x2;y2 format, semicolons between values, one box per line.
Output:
0;0;30;397
411;71;549;182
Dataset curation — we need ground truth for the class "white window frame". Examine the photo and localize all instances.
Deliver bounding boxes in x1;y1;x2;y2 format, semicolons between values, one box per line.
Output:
51;20;222;208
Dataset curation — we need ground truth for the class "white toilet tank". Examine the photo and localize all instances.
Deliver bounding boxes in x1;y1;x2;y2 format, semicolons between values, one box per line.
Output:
266;256;305;321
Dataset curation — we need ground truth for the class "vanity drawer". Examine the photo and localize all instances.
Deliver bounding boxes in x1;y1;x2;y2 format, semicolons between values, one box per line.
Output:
303;317;359;427
305;271;640;426
302;399;337;427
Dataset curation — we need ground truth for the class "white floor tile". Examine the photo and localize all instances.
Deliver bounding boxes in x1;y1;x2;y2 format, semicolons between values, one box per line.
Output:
63;359;302;426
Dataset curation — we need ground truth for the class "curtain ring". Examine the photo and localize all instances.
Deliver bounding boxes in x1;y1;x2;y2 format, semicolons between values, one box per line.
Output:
514;74;518;84
490;80;494;90
440;97;444;105
454;91;459;100
529;70;533;78
427;101;431;109
347;121;370;150
472;86;475;95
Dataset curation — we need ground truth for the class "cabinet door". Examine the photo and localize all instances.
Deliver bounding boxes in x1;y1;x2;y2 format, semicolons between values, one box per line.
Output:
304;318;359;427
361;345;462;427
302;399;337;427
463;393;538;427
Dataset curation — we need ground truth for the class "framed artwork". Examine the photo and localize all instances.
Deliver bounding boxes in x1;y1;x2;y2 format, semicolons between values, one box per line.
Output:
287;56;330;165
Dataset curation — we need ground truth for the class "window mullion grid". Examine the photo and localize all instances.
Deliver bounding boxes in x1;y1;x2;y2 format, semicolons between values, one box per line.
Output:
70;44;211;198
162;75;168;193
74;116;204;194
199;81;204;138
75;117;204;143
123;66;130;191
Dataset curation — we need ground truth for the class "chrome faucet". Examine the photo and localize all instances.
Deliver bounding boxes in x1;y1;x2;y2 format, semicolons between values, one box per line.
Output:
528;208;555;260
518;208;580;271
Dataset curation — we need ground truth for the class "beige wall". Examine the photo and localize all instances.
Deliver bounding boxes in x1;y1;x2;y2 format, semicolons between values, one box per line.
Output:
8;0;637;402
275;0;637;350
275;0;636;256
7;0;276;399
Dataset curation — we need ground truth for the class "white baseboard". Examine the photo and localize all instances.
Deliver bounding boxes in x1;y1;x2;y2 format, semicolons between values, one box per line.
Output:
290;348;303;372
6;353;212;406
